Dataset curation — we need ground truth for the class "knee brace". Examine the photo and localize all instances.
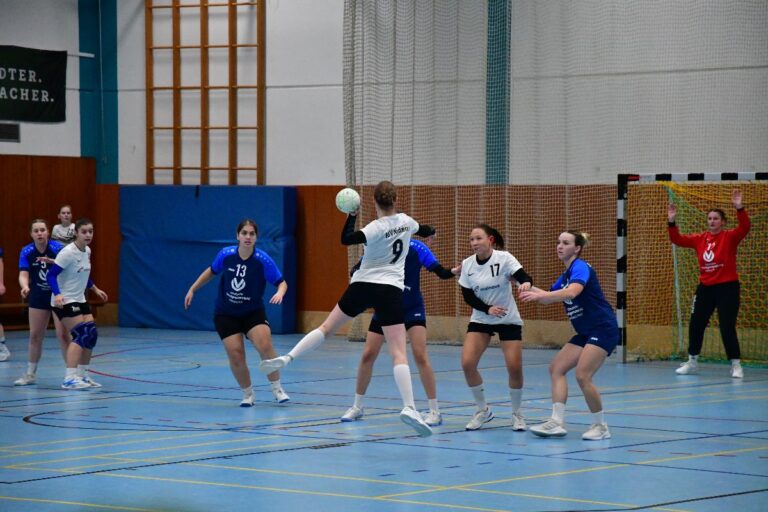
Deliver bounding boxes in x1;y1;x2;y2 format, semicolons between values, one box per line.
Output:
71;322;98;350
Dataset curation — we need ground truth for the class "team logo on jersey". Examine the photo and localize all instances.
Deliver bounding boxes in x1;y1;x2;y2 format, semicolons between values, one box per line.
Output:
703;242;715;263
38;269;48;282
561;280;573;305
231;278;246;292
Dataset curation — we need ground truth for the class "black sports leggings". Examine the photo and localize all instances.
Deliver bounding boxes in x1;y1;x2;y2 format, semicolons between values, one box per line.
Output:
688;281;741;359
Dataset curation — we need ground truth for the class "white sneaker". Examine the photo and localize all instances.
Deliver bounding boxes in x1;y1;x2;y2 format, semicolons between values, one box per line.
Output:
272;386;290;403
399;406;433;437
423;410;442;426
465;407;494;431
582;422;611;440
240;393;255;407
731;363;744;379
0;344;10;361
530;418;568;438
340;405;364;422
511;411;527;431
61;377;90;390
675;360;698;375
259;355;292;374
82;375;102;388
14;373;36;386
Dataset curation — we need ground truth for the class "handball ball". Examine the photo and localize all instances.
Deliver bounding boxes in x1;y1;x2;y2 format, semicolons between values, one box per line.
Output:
335;187;361;214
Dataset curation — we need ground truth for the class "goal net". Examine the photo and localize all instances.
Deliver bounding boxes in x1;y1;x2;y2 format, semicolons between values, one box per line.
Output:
341;1;768;347
621;174;768;363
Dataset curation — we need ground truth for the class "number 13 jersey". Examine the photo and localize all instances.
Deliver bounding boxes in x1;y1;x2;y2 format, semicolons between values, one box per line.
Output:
351;213;419;290
459;250;524;326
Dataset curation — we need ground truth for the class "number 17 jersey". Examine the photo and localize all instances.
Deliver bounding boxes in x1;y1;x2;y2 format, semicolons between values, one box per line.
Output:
458;250;524;326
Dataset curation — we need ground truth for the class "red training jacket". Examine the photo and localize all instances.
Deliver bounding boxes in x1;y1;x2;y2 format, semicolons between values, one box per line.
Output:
668;208;751;286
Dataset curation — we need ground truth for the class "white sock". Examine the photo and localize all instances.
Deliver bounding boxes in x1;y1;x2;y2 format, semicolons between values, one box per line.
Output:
731;358;741;366
393;364;415;409
65;367;77;379
287;329;326;360
353;393;364;409
77;364;88;378
270;380;282;391
241;385;253;397
509;387;522;413
593;410;605;425
428;398;439;413
469;384;487;410
0;337;6;343
689;354;699;362
28;362;38;375
552;402;566;423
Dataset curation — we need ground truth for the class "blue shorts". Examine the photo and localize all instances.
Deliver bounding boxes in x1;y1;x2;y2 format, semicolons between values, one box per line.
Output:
568;329;619;354
28;293;53;310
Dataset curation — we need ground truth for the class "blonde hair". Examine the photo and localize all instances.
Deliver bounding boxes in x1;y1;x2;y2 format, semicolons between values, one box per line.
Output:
566;230;591;253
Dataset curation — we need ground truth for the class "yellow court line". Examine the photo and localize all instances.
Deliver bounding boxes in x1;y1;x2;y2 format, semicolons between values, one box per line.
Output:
185;461;447;488
15;437;323;472
96;473;512;512
0;495;157;512
638;444;768;465
8;434;284;468
0;431;227;460
0;430;148;450
463;487;688;512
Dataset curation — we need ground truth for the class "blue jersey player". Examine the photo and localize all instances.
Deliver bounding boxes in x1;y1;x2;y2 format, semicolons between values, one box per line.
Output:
340;236;458;426
14;219;73;385
185;219;290;407
520;230;619;441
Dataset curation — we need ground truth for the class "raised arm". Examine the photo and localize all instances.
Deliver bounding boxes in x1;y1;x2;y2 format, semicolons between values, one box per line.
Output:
340;214;366;246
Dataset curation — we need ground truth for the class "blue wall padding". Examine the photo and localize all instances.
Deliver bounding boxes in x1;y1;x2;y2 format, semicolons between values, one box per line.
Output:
119;186;297;333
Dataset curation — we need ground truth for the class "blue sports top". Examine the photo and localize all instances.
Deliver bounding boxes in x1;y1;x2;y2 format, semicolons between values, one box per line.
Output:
210;246;284;316
550;258;617;335
401;239;440;309
19;241;65;301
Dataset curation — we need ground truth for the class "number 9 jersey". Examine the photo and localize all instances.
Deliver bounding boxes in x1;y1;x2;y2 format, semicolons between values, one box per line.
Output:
458;250;524;326
350;213;419;290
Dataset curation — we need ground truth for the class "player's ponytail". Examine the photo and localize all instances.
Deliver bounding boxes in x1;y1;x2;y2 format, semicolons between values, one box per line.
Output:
374;180;397;208
566;230;590;254
476;223;505;249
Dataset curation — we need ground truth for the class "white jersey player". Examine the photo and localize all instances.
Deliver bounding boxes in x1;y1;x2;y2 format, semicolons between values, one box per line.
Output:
458;224;533;432
259;181;437;437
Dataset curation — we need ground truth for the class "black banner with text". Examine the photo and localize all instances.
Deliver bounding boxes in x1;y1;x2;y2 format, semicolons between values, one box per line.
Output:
0;45;67;122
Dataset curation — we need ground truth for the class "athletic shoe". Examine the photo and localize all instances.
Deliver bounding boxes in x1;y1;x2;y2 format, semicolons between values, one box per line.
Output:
340;406;364;422
272;386;290;403
240;393;255;407
14;373;36;386
465;407;494;431
423;410;443;426
258;355;292;374
0;344;10;361
399;406;433;437
61;377;90;390
82;375;102;388
675;360;697;375
530;418;568;438
582;422;611;440
511;411;527;431
731;363;744;379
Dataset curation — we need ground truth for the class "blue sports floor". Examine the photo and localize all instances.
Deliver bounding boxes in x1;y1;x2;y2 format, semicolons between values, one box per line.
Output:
0;327;766;511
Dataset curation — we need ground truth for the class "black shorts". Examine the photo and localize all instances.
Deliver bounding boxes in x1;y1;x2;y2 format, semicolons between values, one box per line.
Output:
467;322;522;341
214;309;269;340
368;317;426;335
337;282;404;326
53;302;91;320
